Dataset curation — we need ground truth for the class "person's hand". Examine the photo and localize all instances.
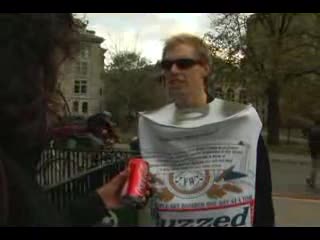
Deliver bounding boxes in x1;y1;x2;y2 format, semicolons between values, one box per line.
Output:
97;169;153;210
96;170;129;210
135;174;153;209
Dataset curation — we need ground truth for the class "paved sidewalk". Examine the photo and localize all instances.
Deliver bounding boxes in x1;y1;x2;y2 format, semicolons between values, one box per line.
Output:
273;196;320;227
270;152;310;165
261;132;307;144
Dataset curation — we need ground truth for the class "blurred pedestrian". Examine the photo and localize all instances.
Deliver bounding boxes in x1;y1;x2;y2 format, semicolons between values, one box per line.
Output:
306;121;320;188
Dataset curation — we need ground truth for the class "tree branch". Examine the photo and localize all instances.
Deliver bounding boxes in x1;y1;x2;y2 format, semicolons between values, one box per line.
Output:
262;13;276;36
282;14;295;34
281;42;319;55
285;67;320;81
284;29;320;40
279;13;288;35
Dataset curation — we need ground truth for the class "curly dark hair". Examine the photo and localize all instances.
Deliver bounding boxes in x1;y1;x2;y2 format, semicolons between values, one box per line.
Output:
0;13;80;162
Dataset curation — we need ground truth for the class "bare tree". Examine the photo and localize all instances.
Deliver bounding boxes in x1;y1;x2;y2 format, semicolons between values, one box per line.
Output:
205;13;320;145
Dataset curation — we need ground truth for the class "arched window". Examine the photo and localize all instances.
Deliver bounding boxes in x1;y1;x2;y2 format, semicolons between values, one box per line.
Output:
73;101;79;113
215;87;224;98
82;102;88;114
239;89;248;104
226;88;235;101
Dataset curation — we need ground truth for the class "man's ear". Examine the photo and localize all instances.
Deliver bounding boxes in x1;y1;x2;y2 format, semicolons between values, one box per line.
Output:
203;63;211;77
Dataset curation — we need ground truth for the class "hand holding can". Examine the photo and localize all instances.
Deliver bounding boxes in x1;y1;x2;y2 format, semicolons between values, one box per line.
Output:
121;158;151;208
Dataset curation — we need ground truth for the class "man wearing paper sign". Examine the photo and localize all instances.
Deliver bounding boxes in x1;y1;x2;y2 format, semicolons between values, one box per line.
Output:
137;34;274;227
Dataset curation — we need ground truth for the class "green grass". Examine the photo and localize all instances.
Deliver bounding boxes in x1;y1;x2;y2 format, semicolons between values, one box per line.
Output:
267;141;309;155
262;128;307;139
279;128;306;138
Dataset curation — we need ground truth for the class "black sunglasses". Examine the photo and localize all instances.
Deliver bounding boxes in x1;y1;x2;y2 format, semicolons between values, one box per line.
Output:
161;58;202;71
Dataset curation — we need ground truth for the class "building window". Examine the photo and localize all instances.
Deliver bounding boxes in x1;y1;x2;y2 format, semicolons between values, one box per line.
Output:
215;88;224;98
82;102;88;114
74;80;87;94
80;81;87;94
239;90;248;104
226;89;235;101
74;80;80;94
73;101;79;113
80;47;89;59
56;81;62;91
75;61;88;78
80;62;88;76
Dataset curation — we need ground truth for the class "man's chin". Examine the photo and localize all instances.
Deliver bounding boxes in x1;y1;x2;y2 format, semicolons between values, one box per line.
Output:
170;94;189;105
169;90;187;98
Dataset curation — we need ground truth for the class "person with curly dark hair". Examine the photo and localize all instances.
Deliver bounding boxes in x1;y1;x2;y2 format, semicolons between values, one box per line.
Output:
0;13;148;226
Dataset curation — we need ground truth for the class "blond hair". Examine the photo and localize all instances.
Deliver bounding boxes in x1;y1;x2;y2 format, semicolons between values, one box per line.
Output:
162;33;212;67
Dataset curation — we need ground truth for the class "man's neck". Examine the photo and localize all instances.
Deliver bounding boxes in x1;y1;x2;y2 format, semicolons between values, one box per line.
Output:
175;93;207;110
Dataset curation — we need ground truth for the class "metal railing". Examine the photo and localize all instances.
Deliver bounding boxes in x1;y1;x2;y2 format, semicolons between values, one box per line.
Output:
36;148;138;211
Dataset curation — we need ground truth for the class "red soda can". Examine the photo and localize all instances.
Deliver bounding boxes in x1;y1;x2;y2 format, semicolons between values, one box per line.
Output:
121;157;149;208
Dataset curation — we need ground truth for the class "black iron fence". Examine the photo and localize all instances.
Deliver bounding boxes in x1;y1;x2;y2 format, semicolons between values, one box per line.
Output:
36;148;139;211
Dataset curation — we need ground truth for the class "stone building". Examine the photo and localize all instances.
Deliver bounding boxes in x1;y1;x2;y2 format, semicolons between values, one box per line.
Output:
58;26;106;117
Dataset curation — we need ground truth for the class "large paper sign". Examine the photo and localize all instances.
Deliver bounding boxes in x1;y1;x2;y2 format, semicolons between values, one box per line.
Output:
138;99;262;227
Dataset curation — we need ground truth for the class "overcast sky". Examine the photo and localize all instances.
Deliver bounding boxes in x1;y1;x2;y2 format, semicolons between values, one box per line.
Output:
75;13;212;64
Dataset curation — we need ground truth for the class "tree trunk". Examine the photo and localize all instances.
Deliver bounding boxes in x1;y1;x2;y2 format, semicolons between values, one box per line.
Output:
287;127;291;144
267;84;281;145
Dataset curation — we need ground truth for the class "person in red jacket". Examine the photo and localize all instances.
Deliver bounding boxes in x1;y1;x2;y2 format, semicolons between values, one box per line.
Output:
87;112;120;146
49;112;119;149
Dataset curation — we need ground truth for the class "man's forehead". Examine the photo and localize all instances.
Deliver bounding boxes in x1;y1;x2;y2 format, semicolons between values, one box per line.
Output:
163;44;197;59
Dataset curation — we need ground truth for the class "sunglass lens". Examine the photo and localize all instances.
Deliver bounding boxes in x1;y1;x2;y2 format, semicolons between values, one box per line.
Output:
161;60;172;70
175;59;197;69
161;59;198;70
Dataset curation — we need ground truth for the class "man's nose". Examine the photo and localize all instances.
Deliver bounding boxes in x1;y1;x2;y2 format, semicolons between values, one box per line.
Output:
170;63;180;73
